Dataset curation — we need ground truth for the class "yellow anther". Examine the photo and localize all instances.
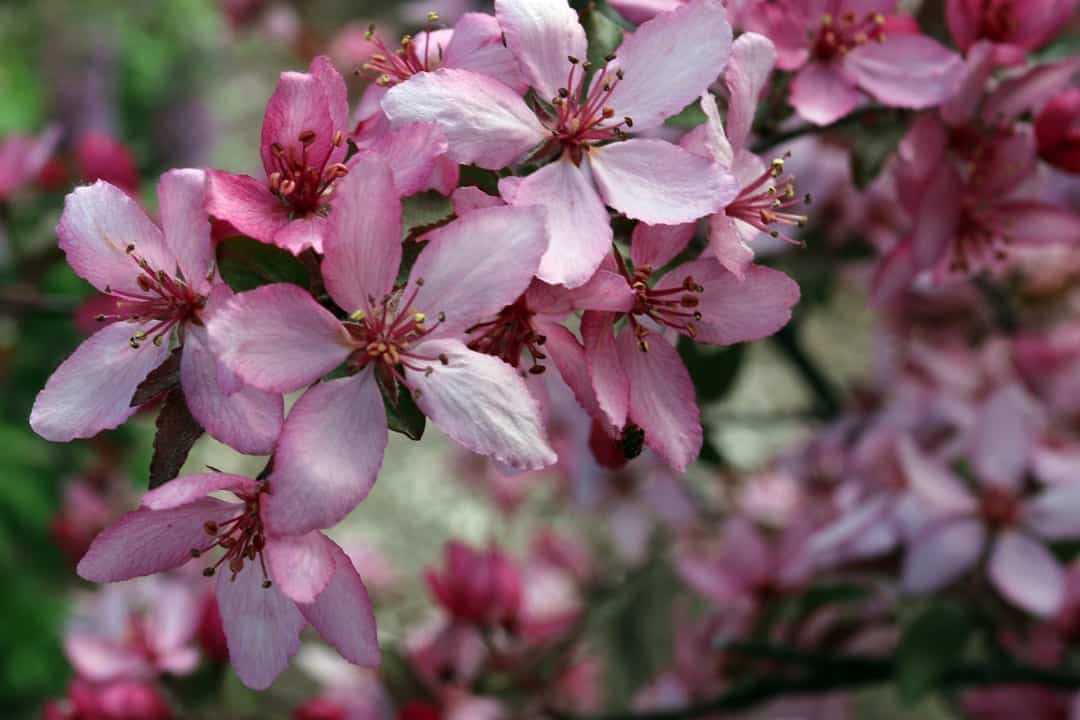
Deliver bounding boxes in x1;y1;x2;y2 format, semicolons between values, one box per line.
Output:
349;309;366;321
822;13;832;25
427;11;439;22
873;13;885;25
413;312;426;324
401;34;412;47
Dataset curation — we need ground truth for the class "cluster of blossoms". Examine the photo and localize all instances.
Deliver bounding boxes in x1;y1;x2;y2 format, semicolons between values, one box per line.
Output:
15;0;1080;717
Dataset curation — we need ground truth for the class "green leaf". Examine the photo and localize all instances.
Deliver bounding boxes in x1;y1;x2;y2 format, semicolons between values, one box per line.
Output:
664;99;709;129
402;191;455;242
215;236;308;292
377;375;426;441
896;603;971;704
149;388;204;489
850;116;907;190
584;4;623;70
678;339;745;402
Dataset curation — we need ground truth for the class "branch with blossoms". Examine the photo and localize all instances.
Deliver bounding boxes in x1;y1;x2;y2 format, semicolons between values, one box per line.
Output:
6;0;1080;717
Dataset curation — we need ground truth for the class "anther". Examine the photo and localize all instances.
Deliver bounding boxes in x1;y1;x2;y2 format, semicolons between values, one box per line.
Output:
413;312;426;324
438;353;449;365
333;130;344;146
204;521;219;535
262;579;273;589
125;244;136;254
203;567;215;577
298;130;316;145
568;55;579;64
350;309;366;321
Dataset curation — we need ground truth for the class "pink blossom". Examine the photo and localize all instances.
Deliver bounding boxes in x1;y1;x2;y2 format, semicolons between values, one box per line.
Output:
746;1;963;125
76;132;139;195
48;677;172;720
208;153;556;535
206;56;352;255
0;125;60;200
947;0;1078;63
77;471;380;689
382;0;738;287
899;386;1080;616
30;171;282;453
580;231;799;471
425;541;522;628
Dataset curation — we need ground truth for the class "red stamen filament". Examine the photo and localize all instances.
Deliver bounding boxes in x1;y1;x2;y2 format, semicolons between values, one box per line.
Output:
466;297;548;374
192;486;273;588
267;130;347;216
726;157;809;245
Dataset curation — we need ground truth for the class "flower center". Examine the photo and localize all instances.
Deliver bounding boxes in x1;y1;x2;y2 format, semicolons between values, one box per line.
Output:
980;485;1020;528
267;130;349;216
343;279;447;384
813;11;887;61
726;156;809;244
946;203;1010;274
97;245;206;349
616;255;704;352
360;14;443;87
191;483;273;588
466;296;547;374
533;55;633;163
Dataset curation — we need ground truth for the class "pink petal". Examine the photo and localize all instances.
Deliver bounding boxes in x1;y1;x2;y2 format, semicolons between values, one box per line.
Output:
526;270;634;315
322;153;402;314
405;339;556;470
988;530;1065;616
271;214;330;256
844;34;963;111
708;213;758;279
897;435;977;514
681;91;733;166
607;0;685;24
65;635;150;681
141;472;258;511
940;40;996;126
452;186;504;215
631;223;696;270
180;327;283;455
205;170;290;245
30;322;171;442
367;121;451;197
991;201;1080;247
207;283;351;394
724;32;777;152
265;531;335;604
973;384;1039;493
298;537;380;666
870;239;919;305
912;163;963;268
77;499;238;582
1024;483;1080;541
587;139;737;225
216;564;305;690
582;311;629;430
654;260;799;345
533;318;603;422
983;57;1080;125
493;0;585;100
408;205;547;337
443;12;529;94
57;181;170;295
381;68;546;170
311;56;350;149
260;62;339;178
606;0;733;132
617;329;701;472
901;517;985;593
263;372;388;535
501;156;612;288
157;169;214;295
789;61;860;126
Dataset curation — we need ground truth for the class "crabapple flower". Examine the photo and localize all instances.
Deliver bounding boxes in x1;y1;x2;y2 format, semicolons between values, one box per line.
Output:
947;0;1078;64
425;541;522;628
77;471;380;689
899;387;1080;616
681;32;809;277
581;230;799;472
382;0;738;287
208;153;556;535
748;0;963;125
0;125;60;200
30;171;282;454
206;56;351;255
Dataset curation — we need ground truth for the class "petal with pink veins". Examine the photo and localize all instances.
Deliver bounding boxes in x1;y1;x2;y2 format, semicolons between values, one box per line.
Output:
653;260;799;346
405;339;556;470
260;65;337;178
382;68;546;170
789;61;860;126
141;472;259;511
582;311;629;430
57;181;171;295
983;57;1080;125
724;32;776;153
265;531;335;604
708;213;759;279
216;564;306;690
181;327;283;456
367;122;450;197
31;321;171;442
589;139;736;225
207;283;351;394
912;163;964;268
534;318;604;422
988;530;1065;617
311;56;350;158
631;223;696;271
322;153;402;314
299;537;380;666
1024;483;1080;541
409;205;547;337
844;34;962;111
527;270;634;315
493;0;585;100
264;372;387;535
617;329;701;472
443;12;528;93
605;0;733;132
501;156;612;288
901;517;985;593
271;214;330;256
205;171;291;246
158;169;214;295
77;498;239;582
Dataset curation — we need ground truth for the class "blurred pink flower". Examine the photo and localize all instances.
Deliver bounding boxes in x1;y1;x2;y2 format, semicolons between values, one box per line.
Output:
425;541;522;628
76;132;139;195
47;677;172;720
0;125;61;200
1036;87;1080;174
947;0;1078;63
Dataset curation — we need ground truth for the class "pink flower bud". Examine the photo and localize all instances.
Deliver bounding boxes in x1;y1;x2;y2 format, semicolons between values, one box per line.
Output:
1036;88;1080;174
424;541;522;628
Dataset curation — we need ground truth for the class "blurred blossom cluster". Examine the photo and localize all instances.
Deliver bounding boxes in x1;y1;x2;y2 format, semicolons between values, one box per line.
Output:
2;0;1080;718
